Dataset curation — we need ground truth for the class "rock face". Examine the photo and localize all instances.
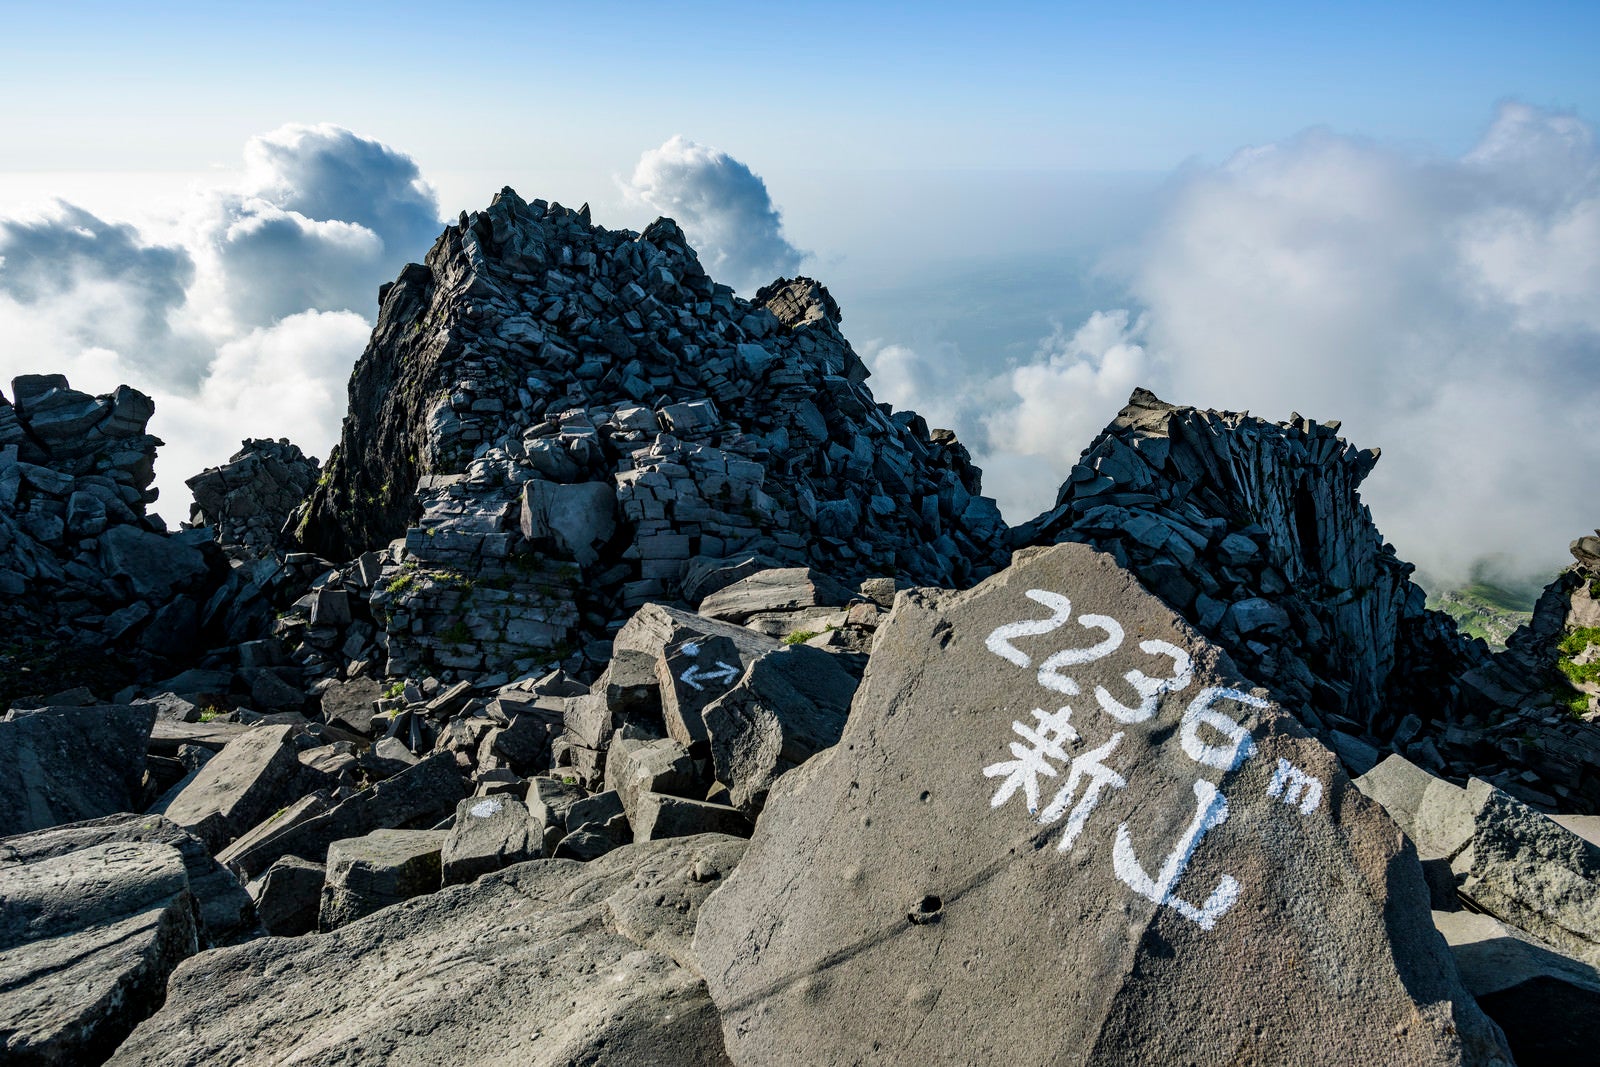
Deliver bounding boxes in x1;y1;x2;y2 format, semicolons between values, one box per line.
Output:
185;438;320;559
111;835;744;1067
0;841;198;1066
289;189;1008;678
695;542;1507;1065
1013;389;1509;798
0;704;157;836
1;376;225;705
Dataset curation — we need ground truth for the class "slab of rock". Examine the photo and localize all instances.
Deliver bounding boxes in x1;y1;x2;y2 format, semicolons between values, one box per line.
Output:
225;753;466;881
162;724;304;851
605;730;698;818
97;524;208;600
320;828;447;930
112;836;744;1066
702;643;862;814
520;479;616;567
321;675;385;735
0;704;157;836
694;542;1508;1065
696;566;857;624
527;776;587;855
631;792;751;842
442;796;540;886
1;842;198;1066
253;855;325;937
0;813;255;946
1434;908;1600;1066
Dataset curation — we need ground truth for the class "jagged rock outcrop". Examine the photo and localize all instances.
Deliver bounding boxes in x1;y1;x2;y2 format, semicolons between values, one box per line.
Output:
185;438;320;559
289;189;1007;677
1013;389;1519;797
1;375;227;705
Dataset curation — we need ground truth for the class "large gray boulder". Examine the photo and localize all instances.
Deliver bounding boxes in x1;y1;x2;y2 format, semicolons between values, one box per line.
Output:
1;841;198;1066
0;813;255;946
696;566;857;624
97;524;208;600
319;829;447;930
1358;754;1600;964
1434;908;1600;1066
694;542;1508;1066
162;723;305;851
0;704;157;836
224;752;467;881
702;643;862;813
441;796;541;886
111;835;745;1066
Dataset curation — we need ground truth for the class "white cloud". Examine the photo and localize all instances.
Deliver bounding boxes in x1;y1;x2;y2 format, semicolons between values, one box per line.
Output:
621;135;804;293
982;102;1600;585
0;123;441;517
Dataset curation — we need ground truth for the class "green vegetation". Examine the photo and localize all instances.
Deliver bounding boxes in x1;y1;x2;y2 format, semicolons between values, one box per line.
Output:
784;630;820;645
439;619;472;646
1556;626;1600;687
385;565;419;596
198;707;226;723
384;680;406;700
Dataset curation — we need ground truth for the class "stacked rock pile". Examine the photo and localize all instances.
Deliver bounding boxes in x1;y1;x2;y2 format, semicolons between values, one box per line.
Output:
186;438;320;559
288;189;1007;677
0;375;224;704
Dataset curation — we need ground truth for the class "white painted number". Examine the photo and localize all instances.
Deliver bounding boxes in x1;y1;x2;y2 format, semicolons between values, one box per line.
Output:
984;589;1073;668
1037;614;1124;696
1096;640;1193;724
1179;687;1268;771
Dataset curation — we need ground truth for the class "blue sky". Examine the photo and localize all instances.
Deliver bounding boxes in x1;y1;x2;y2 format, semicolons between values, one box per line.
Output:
1;1;1597;586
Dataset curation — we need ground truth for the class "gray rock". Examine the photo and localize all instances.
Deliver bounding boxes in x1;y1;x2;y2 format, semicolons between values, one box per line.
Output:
163;724;304;851
605;730;698;819
225;753;466;881
441;796;540;885
0;842;198;1066
520;480;616;567
696;566;857;624
1356;754;1482;860
111;836;741;1066
693;542;1508;1066
0;704;157;836
631;792;752;842
0;812;255;946
702;643;862;813
319;828;447;930
1434;908;1600;1067
97;524;208;600
526;775;587;855
253;855;325;937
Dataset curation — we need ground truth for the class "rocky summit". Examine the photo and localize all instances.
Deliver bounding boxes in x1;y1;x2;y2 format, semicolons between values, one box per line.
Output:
1;188;1598;1065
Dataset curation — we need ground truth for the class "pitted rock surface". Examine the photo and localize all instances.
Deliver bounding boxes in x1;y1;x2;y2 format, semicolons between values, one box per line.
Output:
694;542;1508;1066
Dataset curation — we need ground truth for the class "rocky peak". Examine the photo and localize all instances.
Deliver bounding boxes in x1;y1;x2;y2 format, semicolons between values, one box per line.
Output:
186;438;320;560
288;188;1009;678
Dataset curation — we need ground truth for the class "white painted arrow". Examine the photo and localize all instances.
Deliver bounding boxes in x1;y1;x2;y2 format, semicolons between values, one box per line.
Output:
679;661;739;691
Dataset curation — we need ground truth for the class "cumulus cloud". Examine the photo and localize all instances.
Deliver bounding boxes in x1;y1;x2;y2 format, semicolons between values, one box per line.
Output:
622;135;804;292
985;101;1600;585
194;123;441;332
0;204;209;388
0;123;441;514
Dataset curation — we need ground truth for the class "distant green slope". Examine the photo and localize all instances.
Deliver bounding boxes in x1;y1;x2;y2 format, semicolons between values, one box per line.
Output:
1427;578;1536;651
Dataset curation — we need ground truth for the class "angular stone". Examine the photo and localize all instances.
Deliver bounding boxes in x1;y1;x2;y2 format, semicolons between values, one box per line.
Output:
225;754;467;881
606;731;698;820
319;828;447;930
702;644;861;814
0;704;157;836
697;566;857;624
1355;754;1481;860
0;842;198;1066
97;525;209;600
110;836;741;1066
520;480;616;568
0;813;255;948
527;776;587;856
253;855;325;937
631;792;751;842
163;724;304;852
441;796;540;886
693;542;1507;1065
1452;781;1600;966
1433;907;1600;1066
